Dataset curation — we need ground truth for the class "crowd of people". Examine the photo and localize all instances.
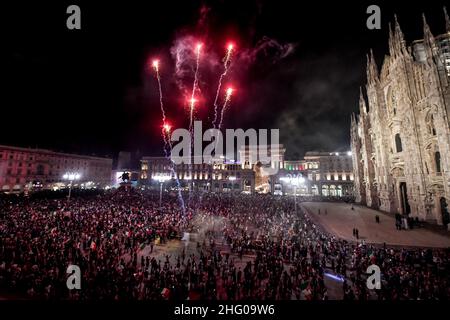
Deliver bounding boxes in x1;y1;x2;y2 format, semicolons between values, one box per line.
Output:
0;189;449;300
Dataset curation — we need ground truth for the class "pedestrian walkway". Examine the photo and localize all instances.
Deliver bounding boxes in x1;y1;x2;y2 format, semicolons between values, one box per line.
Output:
301;202;450;248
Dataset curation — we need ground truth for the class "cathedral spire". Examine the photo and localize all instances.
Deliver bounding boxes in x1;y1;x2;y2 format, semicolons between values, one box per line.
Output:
422;13;436;63
370;49;377;70
388;22;395;56
359;87;367;114
366;49;379;84
393;15;406;55
422;14;436;59
351;112;356;128
444;6;450;33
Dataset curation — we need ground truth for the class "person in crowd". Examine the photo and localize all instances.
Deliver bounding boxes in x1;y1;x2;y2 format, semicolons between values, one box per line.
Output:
0;190;448;300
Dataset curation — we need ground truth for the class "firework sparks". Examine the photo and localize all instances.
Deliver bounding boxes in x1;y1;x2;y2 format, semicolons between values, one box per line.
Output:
218;87;234;131
159;122;170;152
189;43;202;133
150;57;186;215
189;97;196;132
162;122;172;134
162;121;174;157
225;43;234;66
213;42;235;128
196;43;203;53
151;59;166;124
189;97;198;118
185;42;203;202
152;59;159;72
150;59;169;156
226;87;233;97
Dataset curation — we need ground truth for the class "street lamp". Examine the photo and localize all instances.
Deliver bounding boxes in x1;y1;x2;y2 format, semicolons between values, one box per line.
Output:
281;174;305;212
62;172;81;202
153;174;171;209
228;176;237;193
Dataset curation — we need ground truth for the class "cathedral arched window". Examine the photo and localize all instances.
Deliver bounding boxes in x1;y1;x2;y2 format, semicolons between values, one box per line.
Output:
435;151;441;173
395;134;403;153
426;113;436;136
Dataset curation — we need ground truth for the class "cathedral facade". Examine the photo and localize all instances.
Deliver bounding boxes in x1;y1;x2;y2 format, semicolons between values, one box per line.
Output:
351;9;450;226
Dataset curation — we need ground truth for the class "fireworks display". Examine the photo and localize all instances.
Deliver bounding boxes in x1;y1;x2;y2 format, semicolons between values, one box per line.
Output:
149;40;238;212
151;60;186;215
212;42;235;129
150;40;236;136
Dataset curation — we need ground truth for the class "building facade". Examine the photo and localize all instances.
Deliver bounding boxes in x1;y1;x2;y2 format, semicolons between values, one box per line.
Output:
351;11;450;225
0;145;113;192
272;152;354;197
140;156;255;193
141;145;354;197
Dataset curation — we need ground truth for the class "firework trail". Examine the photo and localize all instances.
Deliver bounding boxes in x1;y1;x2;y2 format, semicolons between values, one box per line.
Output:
189;43;202;133
218;87;233;131
212;43;234;128
151;60;186;215
187;97;197;201
163;124;187;216
212;87;234;164
152;60;170;157
187;43;203;201
153;60;166;124
162;123;171;156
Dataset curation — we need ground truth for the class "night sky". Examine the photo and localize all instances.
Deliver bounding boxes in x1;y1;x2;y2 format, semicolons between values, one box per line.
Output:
2;0;449;160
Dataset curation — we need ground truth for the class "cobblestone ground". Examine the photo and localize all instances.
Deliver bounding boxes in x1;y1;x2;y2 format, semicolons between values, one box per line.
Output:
301;202;450;248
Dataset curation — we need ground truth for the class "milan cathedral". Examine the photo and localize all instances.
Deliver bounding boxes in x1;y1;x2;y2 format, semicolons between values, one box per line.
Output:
351;9;450;226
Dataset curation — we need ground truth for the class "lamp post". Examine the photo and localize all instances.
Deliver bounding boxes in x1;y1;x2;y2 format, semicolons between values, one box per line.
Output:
228;176;236;193
281;174;305;213
153;175;171;209
63;172;81;202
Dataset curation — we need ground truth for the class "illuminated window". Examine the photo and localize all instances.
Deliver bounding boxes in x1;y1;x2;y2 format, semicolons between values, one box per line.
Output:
329;185;336;196
322;185;329;196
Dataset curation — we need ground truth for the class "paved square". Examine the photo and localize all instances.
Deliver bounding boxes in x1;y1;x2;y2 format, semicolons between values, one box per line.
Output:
301;202;450;248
